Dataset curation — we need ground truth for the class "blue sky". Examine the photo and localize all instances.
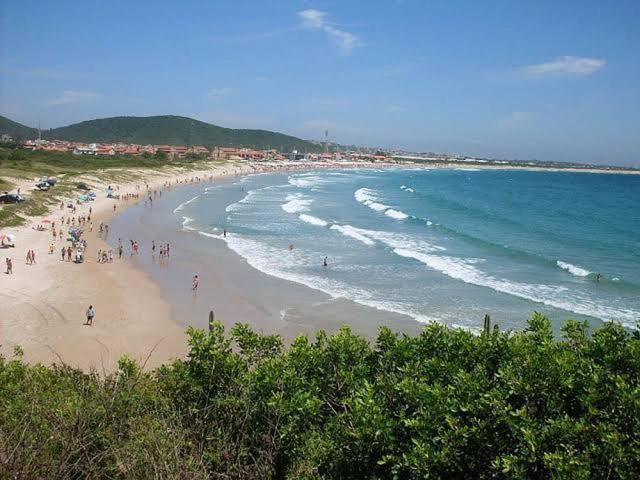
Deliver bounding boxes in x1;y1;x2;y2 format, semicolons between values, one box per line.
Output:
1;0;639;166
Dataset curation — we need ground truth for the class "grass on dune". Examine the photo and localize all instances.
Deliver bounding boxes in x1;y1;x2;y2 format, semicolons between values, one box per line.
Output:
0;148;238;228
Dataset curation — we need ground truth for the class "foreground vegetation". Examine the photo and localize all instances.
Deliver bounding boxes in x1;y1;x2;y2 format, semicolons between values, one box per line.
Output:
1;314;638;479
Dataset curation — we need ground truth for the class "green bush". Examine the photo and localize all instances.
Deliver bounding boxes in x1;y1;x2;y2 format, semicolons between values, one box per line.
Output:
1;314;638;479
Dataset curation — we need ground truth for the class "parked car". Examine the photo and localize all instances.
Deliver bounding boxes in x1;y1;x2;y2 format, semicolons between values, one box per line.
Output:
0;193;25;204
35;181;50;191
39;176;57;186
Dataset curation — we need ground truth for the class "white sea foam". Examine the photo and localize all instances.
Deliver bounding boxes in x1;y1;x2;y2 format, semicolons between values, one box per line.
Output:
220;233;436;324
400;185;414;193
197;231;218;239
556;260;591;277
225;189;258;212
368;202;389;211
299;214;328;227
182;216;196;231
282;193;313;213
354;187;379;205
426;221;433;226
385;209;409;220
394;248;640;325
330;224;376;246
455;168;480;171
173;194;200;213
355;187;411;220
288;175;325;188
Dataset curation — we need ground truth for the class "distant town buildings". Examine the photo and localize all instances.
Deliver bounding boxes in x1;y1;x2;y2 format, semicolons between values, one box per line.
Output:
14;137;403;164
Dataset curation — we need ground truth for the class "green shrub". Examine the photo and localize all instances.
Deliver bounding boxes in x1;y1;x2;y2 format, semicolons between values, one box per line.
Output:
0;314;638;479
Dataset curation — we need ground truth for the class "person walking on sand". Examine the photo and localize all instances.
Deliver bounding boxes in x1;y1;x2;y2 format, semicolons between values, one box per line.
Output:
31;250;36;264
85;305;95;326
26;250;32;265
6;257;12;274
61;246;66;261
67;246;72;262
192;275;199;291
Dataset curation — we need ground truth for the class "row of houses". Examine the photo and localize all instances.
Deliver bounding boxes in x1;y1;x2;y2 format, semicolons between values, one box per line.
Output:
18;138;395;164
20;139;281;160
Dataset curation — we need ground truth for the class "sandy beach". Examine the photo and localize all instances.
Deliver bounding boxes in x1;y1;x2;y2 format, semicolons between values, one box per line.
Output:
2;159;637;371
0;162;258;370
0;160;410;370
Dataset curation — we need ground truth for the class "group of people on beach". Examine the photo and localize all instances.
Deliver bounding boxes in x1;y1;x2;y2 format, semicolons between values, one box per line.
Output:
97;249;114;263
25;249;37;265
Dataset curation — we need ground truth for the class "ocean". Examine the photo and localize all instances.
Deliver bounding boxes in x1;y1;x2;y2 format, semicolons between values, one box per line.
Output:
175;167;640;331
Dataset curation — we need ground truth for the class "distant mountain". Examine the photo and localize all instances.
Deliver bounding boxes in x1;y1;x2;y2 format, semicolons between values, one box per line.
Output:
0;116;38;139
0;115;321;152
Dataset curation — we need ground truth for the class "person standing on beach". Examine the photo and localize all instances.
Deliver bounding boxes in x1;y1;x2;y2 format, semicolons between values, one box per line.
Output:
31;250;36;264
26;250;32;265
85;305;95;326
152;241;156;255
61;246;66;261
67;246;72;262
5;257;12;274
192;275;199;292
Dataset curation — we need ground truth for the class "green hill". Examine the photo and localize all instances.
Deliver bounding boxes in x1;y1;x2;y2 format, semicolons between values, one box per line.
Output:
0;116;38;139
0;114;319;152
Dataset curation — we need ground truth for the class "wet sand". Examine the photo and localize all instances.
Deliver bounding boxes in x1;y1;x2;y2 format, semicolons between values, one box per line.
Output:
107;176;423;344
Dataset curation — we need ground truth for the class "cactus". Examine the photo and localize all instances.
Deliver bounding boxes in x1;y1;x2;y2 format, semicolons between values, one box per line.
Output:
483;314;491;335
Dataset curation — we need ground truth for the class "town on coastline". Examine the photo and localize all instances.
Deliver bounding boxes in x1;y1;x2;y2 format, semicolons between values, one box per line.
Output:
1;134;634;172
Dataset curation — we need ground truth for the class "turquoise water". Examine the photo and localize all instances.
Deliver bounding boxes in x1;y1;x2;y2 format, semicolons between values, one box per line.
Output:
177;168;640;331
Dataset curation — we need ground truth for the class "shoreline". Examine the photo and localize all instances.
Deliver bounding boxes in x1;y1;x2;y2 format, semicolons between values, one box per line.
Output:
0;162;255;370
1;160;637;371
0;160;410;371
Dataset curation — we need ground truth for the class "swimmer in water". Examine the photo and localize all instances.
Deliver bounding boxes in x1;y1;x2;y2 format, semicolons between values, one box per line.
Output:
323;256;328;267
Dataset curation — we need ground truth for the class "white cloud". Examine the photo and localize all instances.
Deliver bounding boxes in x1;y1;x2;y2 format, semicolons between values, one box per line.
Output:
208;87;233;98
519;56;606;77
298;9;360;55
48;90;101;106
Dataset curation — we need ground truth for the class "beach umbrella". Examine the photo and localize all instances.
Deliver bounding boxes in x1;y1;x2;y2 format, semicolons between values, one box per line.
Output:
0;233;16;243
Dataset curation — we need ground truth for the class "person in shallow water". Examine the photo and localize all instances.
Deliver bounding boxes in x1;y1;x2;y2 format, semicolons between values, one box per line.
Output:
596;273;602;283
192;275;199;291
323;256;328;267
